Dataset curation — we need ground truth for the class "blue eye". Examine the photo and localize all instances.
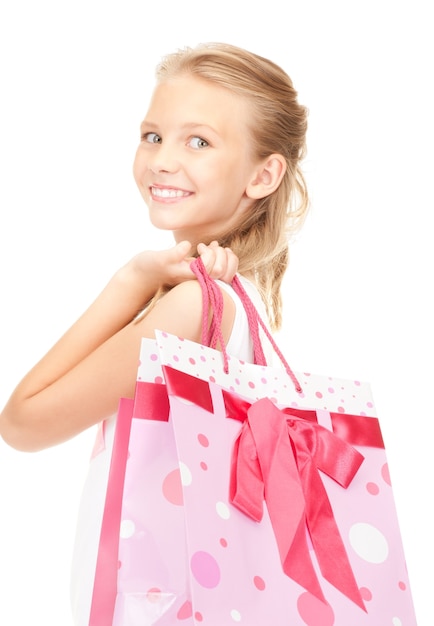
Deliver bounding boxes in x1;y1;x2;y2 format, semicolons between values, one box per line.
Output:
142;132;162;144
189;136;209;149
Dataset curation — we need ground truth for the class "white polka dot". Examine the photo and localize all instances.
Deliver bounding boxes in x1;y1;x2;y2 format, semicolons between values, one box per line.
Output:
349;522;389;563
392;618;402;626
231;609;242;621
120;519;135;538
179;462;192;486
216;501;230;519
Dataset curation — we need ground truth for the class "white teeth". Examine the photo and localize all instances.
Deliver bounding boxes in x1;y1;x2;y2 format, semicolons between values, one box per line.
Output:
151;187;188;198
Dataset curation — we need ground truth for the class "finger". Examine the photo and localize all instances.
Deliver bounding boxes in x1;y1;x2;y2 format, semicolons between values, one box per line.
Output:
197;244;239;282
173;240;192;261
196;242;217;272
207;246;228;277
218;248;239;283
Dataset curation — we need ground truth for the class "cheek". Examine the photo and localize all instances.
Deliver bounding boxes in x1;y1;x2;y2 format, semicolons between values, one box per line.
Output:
132;148;147;185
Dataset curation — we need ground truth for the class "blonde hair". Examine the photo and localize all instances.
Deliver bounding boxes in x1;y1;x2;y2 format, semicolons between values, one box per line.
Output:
147;43;309;330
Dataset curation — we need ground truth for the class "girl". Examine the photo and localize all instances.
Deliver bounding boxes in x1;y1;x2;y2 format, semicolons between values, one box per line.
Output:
0;42;308;622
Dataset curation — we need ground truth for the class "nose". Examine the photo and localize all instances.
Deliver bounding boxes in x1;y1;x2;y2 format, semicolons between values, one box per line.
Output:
148;140;180;175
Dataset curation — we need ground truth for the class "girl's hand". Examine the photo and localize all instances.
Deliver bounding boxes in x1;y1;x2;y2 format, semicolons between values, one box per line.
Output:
127;240;239;290
196;240;239;283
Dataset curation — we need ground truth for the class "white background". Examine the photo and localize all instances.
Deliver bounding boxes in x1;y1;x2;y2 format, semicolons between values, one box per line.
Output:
0;1;432;625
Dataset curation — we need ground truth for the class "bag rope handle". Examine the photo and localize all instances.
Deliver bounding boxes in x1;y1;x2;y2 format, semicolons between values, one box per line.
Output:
190;257;302;393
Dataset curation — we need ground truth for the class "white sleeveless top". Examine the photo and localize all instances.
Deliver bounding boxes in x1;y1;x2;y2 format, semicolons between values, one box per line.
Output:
217;274;274;363
70;276;272;625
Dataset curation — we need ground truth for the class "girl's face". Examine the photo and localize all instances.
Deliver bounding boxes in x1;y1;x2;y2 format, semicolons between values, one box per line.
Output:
133;75;260;243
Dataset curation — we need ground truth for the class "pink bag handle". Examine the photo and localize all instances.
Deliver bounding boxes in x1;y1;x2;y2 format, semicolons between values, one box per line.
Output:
190;257;302;393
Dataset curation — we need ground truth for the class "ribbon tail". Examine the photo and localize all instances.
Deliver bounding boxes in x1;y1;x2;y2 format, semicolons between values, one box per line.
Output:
248;399;327;603
282;519;327;604
305;464;367;611
230;424;265;522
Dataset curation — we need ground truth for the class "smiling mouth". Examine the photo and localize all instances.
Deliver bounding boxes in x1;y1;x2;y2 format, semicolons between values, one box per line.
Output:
150;186;191;199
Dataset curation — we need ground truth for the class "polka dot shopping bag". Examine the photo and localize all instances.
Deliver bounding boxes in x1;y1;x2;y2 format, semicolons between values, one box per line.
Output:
86;260;417;626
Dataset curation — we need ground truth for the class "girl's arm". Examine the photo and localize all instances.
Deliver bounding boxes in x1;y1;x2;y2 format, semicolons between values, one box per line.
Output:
0;241;238;452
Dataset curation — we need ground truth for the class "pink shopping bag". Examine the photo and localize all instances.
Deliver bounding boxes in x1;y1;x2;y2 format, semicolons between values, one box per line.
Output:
156;331;417;625
88;346;196;626
89;259;418;625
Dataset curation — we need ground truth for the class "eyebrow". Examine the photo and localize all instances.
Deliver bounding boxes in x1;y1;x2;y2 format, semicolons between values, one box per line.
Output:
181;122;219;134
140;120;220;136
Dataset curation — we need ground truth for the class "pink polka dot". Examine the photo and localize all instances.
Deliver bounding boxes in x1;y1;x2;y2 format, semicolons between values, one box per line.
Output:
194;612;203;622
381;463;391;485
315;391;323;399
162;469;183;505
337;406;345;413
146;587;162;603
297;592;335;626
173;354;179;362
200;355;206;362
198;433;209;447
191;551;221;588
328;387;335;394
154;376;163;384
261;377;267;384
235;378;240;385
220;538;228;547
354;380;361;386
150;353;158;361
248;381;255;389
177;600;193;619
367;401;373;408
253;575;266;591
398;581;407;591
189;357;196;365
209;375;216;383
360;586;373;601
366;482;380;495
200;461;208;471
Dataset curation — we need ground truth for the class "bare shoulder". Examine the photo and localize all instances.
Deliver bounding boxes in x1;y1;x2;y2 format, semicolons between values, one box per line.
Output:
141;279;236;344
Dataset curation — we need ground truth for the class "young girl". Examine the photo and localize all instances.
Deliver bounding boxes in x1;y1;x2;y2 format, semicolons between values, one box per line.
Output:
0;42;308;622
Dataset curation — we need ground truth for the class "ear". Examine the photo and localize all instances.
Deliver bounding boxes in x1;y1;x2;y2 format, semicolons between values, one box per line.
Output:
246;154;287;200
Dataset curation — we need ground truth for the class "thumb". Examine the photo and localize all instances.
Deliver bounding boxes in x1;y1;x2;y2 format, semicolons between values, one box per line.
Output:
173;240;192;260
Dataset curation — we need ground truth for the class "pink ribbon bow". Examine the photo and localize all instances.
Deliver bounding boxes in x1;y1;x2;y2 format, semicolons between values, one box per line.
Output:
228;396;367;610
